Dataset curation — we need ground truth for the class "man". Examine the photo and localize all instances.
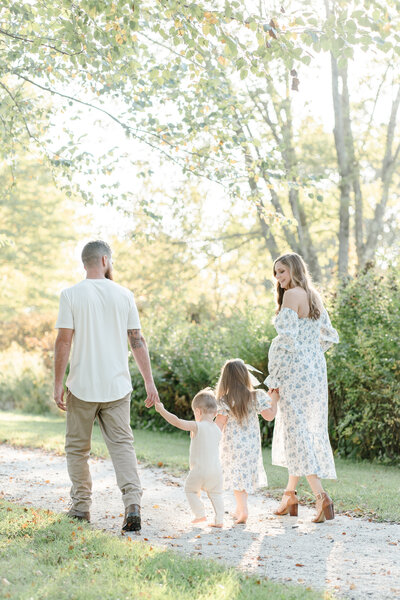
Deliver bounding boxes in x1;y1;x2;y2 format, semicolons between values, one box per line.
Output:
54;240;158;532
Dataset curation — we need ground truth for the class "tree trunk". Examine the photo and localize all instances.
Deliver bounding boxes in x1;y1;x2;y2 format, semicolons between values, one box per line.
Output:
341;69;365;267
364;85;400;263
330;54;351;278
248;84;322;281
280;93;322;281
244;151;280;259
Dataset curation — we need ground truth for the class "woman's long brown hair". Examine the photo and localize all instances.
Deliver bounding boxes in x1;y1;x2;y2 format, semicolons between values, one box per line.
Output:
216;359;256;424
273;253;321;320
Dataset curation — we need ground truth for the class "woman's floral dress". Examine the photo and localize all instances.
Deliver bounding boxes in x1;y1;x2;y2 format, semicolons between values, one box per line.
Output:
217;390;270;493
265;307;339;479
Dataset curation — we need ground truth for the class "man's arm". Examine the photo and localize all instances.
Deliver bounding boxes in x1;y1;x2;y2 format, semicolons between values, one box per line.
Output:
128;329;159;408
54;328;74;411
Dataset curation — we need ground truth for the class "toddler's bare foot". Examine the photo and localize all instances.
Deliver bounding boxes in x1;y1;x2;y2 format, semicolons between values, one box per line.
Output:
209;523;223;528
234;513;248;525
192;517;206;524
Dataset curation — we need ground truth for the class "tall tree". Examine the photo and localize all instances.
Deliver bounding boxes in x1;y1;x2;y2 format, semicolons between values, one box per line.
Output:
324;0;400;276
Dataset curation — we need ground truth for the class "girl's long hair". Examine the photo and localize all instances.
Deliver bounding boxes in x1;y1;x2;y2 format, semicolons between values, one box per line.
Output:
273;252;321;320
216;359;255;424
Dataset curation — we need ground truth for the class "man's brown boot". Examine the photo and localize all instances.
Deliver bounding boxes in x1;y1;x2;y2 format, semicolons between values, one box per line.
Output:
122;504;141;532
67;508;90;522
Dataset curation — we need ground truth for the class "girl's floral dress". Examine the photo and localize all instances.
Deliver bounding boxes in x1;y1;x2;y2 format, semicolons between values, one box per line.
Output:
218;389;270;492
265;307;339;479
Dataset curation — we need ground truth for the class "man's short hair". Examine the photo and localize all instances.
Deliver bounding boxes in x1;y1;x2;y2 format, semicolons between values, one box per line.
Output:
192;388;217;413
81;240;111;267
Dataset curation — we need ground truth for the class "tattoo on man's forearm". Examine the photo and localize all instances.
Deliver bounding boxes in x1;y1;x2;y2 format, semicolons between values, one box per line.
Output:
128;329;144;349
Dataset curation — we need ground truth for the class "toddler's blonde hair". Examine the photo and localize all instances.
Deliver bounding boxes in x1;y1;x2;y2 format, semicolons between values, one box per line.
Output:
192;388;217;414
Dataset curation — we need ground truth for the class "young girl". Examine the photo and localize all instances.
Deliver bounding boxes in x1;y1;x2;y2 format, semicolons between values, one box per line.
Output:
215;359;278;524
155;388;224;528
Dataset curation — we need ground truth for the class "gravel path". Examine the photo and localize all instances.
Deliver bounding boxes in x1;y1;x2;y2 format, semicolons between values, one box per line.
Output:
1;445;399;599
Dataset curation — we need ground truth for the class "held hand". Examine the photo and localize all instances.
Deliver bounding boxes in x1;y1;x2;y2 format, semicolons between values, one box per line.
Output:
144;381;159;408
268;388;280;402
154;400;164;413
54;386;67;411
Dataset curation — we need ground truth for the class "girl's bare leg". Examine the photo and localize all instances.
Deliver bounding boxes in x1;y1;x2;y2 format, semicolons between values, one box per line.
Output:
234;490;248;524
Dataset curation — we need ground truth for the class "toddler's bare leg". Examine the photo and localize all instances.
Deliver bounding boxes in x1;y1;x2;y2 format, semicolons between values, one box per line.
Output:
234;490;248;524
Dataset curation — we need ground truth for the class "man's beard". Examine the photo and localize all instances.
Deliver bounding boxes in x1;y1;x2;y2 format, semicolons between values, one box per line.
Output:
105;266;113;280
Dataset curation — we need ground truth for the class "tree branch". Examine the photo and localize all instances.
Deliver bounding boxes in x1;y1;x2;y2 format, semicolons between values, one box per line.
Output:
0;27;84;56
0;80;39;144
14;72;231;185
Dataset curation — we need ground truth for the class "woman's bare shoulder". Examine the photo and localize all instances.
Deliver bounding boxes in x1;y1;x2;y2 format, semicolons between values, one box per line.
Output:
283;287;306;303
288;286;307;297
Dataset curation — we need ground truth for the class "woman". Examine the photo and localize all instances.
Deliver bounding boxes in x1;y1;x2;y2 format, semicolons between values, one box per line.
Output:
265;252;339;523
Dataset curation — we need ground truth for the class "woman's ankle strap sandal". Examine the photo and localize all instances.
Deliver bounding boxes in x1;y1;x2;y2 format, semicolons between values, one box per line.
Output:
274;490;298;517
312;492;334;523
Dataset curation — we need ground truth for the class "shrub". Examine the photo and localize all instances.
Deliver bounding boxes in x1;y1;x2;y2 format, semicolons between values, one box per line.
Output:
327;265;400;463
0;343;54;414
0;312;56;369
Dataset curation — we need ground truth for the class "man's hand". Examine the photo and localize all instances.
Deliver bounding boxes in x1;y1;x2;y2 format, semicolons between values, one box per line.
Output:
54;386;67;411
144;381;159;408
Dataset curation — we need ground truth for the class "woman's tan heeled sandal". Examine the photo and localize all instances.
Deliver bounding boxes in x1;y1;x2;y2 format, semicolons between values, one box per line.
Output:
312;492;334;523
274;490;298;516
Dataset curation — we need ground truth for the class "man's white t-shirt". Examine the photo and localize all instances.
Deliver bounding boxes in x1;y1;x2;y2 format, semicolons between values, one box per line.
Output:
56;279;141;402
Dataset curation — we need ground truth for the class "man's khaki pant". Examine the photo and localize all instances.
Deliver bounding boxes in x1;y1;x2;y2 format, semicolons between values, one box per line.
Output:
65;390;142;512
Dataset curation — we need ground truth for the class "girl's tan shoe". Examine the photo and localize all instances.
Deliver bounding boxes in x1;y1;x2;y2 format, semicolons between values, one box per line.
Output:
312;492;334;523
274;490;298;516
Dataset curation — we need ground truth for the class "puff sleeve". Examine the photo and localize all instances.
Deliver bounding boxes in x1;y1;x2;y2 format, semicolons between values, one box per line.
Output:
319;308;339;352
255;389;272;413
264;308;299;389
217;397;229;417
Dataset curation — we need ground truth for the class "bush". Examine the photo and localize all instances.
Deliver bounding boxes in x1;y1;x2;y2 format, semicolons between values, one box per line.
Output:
0;343;54;414
0;312;56;369
327;265;400;463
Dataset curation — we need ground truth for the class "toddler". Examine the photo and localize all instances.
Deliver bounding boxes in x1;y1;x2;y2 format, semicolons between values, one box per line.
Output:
215;359;278;524
155;388;224;527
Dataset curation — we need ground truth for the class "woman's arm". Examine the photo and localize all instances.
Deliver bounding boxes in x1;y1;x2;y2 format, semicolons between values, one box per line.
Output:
154;401;197;433
264;301;299;390
320;308;339;352
215;414;228;431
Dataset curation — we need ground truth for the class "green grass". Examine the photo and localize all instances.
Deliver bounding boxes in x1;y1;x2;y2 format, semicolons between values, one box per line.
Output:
0;500;326;600
1;411;399;522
